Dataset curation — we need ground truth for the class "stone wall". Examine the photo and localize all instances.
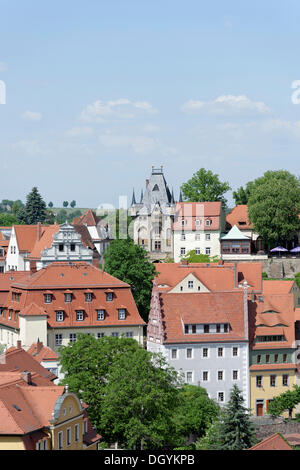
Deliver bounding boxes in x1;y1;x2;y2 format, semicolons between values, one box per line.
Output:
262;258;300;279
252;416;300;441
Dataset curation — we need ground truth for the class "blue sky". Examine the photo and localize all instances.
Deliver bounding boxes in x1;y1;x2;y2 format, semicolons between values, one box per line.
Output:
0;0;300;208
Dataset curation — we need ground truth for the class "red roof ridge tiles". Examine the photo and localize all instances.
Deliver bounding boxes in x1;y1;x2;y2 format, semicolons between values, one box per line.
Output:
249;433;293;450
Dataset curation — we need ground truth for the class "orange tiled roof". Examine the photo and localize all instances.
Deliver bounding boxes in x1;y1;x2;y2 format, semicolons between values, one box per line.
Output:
14;225;40;252
249;363;296;371
173;202;222;231
27;225;59;259
158;290;247;344
263;280;295;294
226;205;253;231
27;342;59;362
249;433;293;450
73;209;100;227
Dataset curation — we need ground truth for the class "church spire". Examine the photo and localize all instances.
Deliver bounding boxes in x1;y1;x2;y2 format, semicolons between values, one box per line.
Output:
131;189;136;205
171;188;175;204
179;189;183;202
140;189;143;204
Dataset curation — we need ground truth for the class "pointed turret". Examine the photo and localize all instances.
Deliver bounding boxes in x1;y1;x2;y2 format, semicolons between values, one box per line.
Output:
131;189;136;205
179;190;183;202
140;189;143;204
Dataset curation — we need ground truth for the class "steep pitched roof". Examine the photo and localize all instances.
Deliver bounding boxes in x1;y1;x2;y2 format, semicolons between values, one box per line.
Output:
263;280;295;294
173;202;222;231
226;205;253;231
27;225;60;259
221;224;251;240
14;225;40;252
27;342;59;363
73;210;101;227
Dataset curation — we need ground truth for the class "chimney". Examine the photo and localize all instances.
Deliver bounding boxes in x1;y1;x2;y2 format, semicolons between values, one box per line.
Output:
37;222;42;242
146;179;149;188
17;340;22;349
36;338;43;353
30;260;37;274
21;371;32;385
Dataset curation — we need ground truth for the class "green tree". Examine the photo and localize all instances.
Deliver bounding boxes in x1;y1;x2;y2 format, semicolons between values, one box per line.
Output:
63;201;69;208
59;334;182;449
295;273;300;289
172;385;220;447
181;168;231;208
0;213;18;226
100;348;181;449
70;200;76;208
195;415;224;450
181;249;219;264
232;181;255;205
48;201;54;208
17;187;47;224
267;385;300;419
219;385;256;450
103;238;157;322
247;170;300;249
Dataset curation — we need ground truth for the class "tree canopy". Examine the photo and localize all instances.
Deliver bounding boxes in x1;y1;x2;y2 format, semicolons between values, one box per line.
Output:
232;181;255;205
17;187;47;224
0;213;19;226
267;385;300;419
247;170;300;248
181;168;231;208
59;334;182;449
103;238;157;323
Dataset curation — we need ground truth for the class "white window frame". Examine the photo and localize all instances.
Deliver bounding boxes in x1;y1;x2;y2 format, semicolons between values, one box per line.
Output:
202;370;209;382
180;247;186;255
44;294;52;304
188;280;194;289
69;333;77;343
217;370;225;381
195;233;201;241
186;348;193;359
56;311;64;322
195;247;201;255
217;391;225;403
171;348;178;359
118;309;126;320
97;309;105;321
85;293;92;303
232;370;239;381
64;293;72;303
76;310;84;321
202;347;209;358
217;347;224;358
205;233;211;241
232;346;239;357
205;247;211;255
186;371;193;383
55;334;62;346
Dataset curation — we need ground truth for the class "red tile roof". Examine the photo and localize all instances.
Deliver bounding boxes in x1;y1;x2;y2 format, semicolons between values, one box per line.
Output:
173;202;222;231
27;342;59;362
249;433;293;450
14;225;41;253
157;290;247;344
263;280;295;294
226;205;253;231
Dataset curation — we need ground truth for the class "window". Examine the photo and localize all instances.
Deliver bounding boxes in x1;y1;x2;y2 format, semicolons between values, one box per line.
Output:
216;324;221;333
270;375;276;387
195;247;201;255
85;293;92;302
282;375;289;387
186;371;193;383
191;324;196;334
256;376;262;388
196;219;200;227
202;348;208;358
204;324;210;333
205;219;211;226
69;333;77;343
274;354;278;363
111;332;119;337
55;334;62;346
66;427;71;446
59;244;64;252
205;247;211;255
118;309;126;320
233;370;238;380
232;347;238;357
218;370;224;381
186;348;192;359
84;420;88;434
224;324;229;333
257;355;261;364
8;310;11;320
283;354;287;363
44;294;52;304
58;431;63;450
205;233;211;241
64;293;72;303
76;311;84;321
106;292;113;302
218;347;223;357
56;311;64;322
171;349;177;359
181;219;185;226
97;333;105;339
202;371;208;381
125;331;133;338
97;309;105;321
185;325;189;334
180;233;186;241
154;241;161;251
70;244;75;252
217;392;224;402
75;424;79;442
188;280;194;289
195;233;201;241
266;354;270;363
180;247;186;255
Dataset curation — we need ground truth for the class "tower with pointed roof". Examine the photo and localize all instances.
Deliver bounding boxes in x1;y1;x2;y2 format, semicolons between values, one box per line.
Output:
130;166;177;262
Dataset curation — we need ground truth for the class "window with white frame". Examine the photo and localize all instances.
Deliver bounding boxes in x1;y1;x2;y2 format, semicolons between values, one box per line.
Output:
195;247;201;255
218;347;223;357
55;334;62;346
202;371;209;381
205;247;211;255
76;310;84;321
180;247;186;255
195;233;201;241
186;348;192;359
232;346;238;357
217;370;224;381
64;293;72;303
125;331;133;338
97;333;105;339
186;371;193;383
196;219;200;227
56;311;64;322
181;233;186;240
205;219;211;226
232;370;239;381
171;349;177;359
69;333;77;343
217;392;225;403
188;280;194;289
205;233;211;240
44;294;52;304
118;308;126;320
97;309;105;321
202;348;209;358
85;292;92;302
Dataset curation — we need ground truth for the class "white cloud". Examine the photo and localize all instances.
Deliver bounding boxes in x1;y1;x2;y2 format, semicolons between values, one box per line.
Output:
11;140;45;156
182;94;270;115
80;98;157;122
65;126;94;137
98;132;177;156
0;62;8;72
21;110;43;122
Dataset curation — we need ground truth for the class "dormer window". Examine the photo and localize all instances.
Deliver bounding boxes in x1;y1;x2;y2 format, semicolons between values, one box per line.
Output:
85;293;92;302
76;310;84;321
56;311;64;322
205;219;211;226
181;219;185;226
196;219;200;226
97;309;105;321
64;293;72;303
118;308;126;320
44;294;52;304
188;280;194;289
106;292;113;302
